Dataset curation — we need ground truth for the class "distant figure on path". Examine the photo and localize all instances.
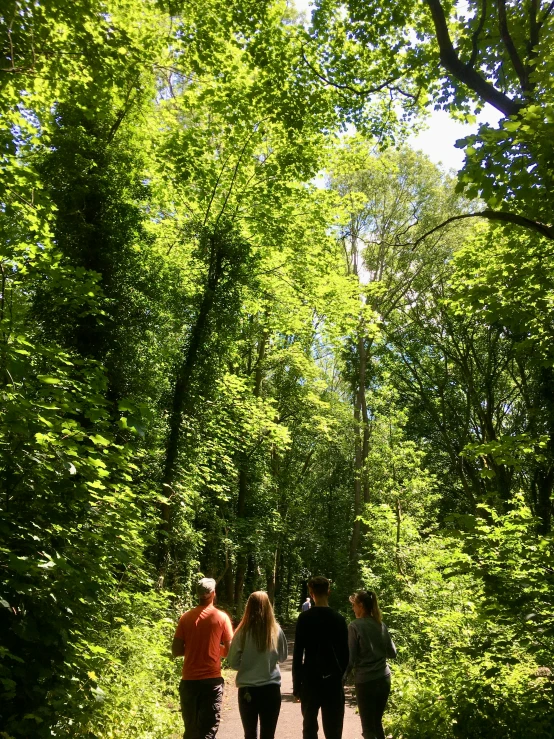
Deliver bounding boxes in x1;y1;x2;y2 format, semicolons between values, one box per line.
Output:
172;578;233;739
302;597;311;612
293;575;349;739
346;590;397;739
228;591;288;739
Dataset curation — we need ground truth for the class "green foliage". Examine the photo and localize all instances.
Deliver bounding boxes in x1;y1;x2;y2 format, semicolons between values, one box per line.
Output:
359;496;554;739
81;594;183;739
0;339;158;735
2;1;554;736
391;654;553;739
451;228;554;366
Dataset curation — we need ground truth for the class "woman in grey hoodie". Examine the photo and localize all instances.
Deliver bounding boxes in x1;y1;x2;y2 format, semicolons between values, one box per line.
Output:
228;591;288;739
346;590;397;739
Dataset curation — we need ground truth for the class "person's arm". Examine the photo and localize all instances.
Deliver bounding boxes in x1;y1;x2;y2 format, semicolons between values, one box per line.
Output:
172;616;185;658
172;636;185;657
338;615;350;674
385;624;397;660
227;631;243;670
277;627;288;663
220;614;234;658
345;622;358;681
292;617;305;697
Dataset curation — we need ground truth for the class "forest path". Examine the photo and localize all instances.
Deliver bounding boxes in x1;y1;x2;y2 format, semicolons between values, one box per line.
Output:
218;631;363;739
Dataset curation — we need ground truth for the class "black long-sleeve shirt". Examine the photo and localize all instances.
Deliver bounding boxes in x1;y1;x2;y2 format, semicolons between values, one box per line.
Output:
292;606;349;696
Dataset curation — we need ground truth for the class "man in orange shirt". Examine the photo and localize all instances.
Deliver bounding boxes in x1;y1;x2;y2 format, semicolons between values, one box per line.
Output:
172;578;234;739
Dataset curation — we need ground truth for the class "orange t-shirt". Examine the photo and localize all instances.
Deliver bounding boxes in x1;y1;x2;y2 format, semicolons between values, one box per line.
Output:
174;604;234;680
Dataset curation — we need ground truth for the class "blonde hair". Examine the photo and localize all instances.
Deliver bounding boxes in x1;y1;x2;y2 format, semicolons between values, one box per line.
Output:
235;591;279;652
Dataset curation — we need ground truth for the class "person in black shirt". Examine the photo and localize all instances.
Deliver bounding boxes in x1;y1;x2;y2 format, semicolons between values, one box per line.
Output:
293;576;349;739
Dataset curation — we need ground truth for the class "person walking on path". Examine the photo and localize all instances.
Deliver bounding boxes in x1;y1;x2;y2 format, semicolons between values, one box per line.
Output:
228;591;288;739
301;597;311;612
172;577;234;739
346;590;396;739
293;576;349;739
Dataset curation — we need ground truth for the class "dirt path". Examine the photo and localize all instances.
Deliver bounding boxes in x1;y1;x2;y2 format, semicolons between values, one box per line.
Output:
218;632;363;739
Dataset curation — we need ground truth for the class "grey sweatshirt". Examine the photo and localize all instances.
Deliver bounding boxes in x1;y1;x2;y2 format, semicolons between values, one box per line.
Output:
228;626;288;687
347;617;396;683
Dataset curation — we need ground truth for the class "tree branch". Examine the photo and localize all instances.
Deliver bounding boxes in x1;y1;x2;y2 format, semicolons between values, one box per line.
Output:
4;186;37;210
469;0;488;68
301;50;400;97
497;0;528;91
389;85;421;102
540;0;554;26
409;210;554;249
106;78;139;145
425;0;522;116
529;0;540;50
214;121;266;229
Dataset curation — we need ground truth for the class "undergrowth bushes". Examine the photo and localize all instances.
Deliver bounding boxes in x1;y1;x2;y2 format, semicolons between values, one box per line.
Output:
389;649;553;738
80;593;183;739
359;500;554;738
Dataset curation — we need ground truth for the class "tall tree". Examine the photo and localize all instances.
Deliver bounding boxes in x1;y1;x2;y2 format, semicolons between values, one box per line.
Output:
328;137;464;565
298;0;554;238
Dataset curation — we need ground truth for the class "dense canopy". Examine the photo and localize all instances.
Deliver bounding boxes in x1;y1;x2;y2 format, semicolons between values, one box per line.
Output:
1;1;553;737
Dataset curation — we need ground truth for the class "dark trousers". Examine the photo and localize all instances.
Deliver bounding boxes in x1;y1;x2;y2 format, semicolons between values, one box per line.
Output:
301;677;345;739
355;675;391;739
238;683;281;739
179;678;224;739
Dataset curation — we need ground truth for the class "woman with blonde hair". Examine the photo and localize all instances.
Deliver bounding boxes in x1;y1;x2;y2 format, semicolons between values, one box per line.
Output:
346;590;396;739
228;591;288;739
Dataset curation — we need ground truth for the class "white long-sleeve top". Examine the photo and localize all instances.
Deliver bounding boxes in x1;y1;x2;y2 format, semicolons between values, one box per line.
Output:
228;626;288;687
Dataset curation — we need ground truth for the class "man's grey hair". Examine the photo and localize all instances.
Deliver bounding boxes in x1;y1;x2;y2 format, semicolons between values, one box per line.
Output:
196;577;216;599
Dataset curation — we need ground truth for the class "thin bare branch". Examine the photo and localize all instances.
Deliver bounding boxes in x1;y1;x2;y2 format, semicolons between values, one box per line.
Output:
301;50;400;97
106;77;140;145
408;209;554;250
202;151;235;227
469;0;488;67
213;119;269;228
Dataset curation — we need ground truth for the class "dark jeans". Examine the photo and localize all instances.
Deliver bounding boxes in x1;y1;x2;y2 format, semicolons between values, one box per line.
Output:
355;675;391;739
301;677;345;739
179;678;224;739
238;683;281;739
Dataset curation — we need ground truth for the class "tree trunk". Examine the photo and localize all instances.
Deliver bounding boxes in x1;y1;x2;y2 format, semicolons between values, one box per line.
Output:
350;396;363;562
233;329;268;606
285;558;292;622
266;566;276;605
234;557;247;614
425;0;522;117
274;549;283;613
224;547;235;609
157;233;229;585
395;498;405;577
266;543;280;605
350;331;369;564
536;367;554;533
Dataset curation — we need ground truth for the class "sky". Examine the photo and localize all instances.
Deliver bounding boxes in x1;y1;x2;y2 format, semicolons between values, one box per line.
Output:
291;0;504;172
408;107;503;171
